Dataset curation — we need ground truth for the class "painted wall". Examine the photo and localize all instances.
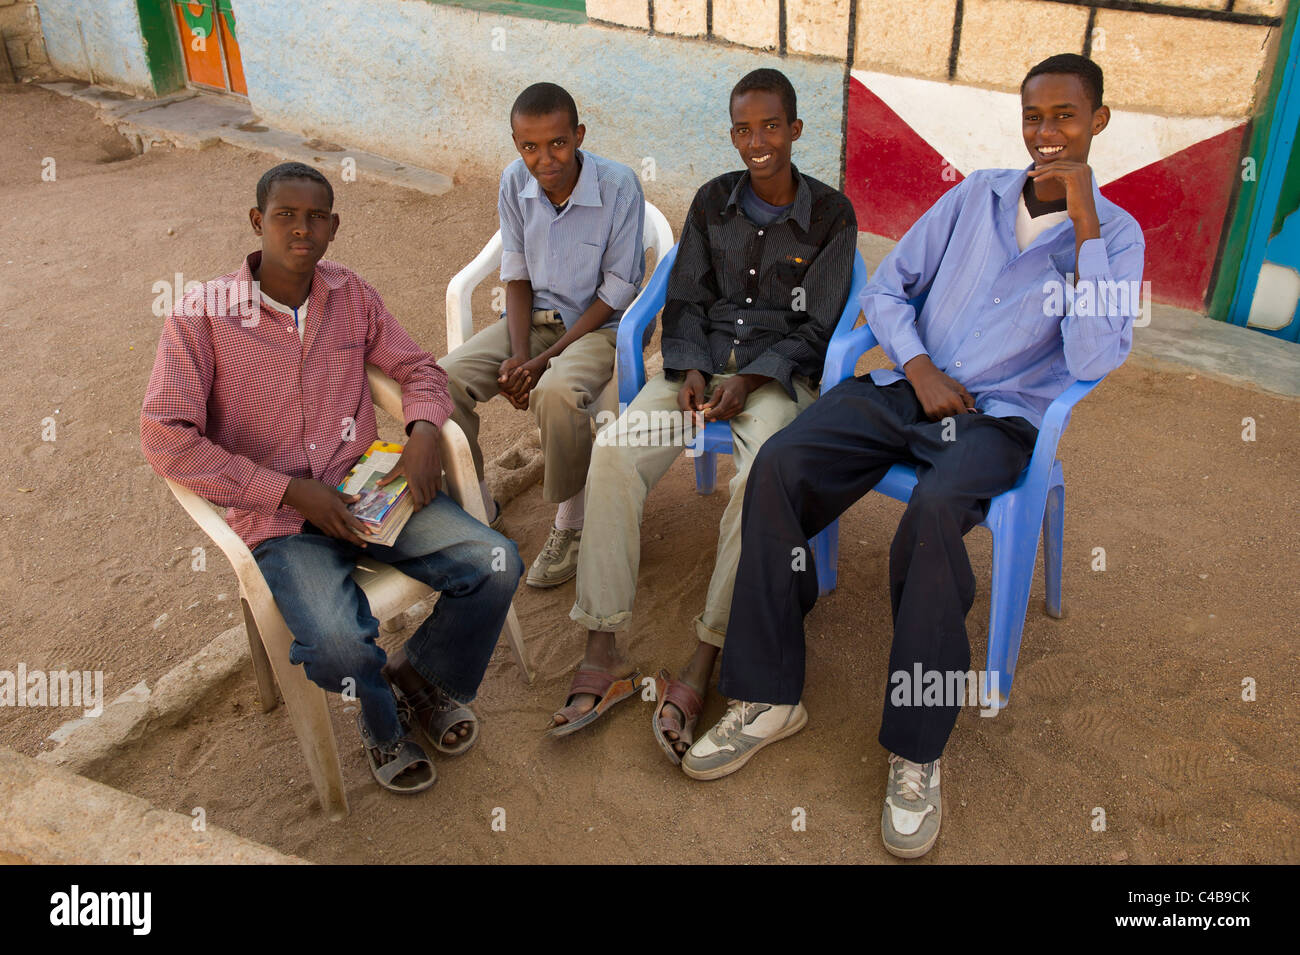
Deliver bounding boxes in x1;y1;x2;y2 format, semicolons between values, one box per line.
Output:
31;0;1293;311
230;0;846;214
592;0;1290;310
33;0;154;94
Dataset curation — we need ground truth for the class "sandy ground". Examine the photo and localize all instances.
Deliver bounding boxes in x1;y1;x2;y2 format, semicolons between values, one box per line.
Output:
2;85;1298;864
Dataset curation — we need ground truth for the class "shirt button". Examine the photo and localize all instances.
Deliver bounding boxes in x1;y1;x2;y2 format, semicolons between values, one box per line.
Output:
993;298;1001;304
737;319;744;325
954;362;962;368
749;269;756;275
745;297;752;304
733;339;740;345
757;230;764;236
974;331;981;338
309;443;317;450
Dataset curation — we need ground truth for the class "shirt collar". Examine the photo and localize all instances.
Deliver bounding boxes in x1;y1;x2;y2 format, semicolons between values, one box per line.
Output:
725;164;812;231
518;149;602;207
1000;163;1117;225
237;250;345;298
236;250;348;307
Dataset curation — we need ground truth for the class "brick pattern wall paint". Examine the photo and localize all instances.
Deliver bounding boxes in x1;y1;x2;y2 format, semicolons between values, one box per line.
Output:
596;0;1288;118
0;0;50;78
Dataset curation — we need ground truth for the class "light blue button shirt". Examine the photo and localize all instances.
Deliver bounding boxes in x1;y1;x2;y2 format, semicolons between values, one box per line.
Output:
498;149;646;330
863;166;1145;427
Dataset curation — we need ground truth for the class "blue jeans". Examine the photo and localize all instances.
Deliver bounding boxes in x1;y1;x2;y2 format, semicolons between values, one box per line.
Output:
253;491;523;745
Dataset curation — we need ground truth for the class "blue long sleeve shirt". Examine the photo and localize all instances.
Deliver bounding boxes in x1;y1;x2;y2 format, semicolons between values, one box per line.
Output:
863;166;1145;427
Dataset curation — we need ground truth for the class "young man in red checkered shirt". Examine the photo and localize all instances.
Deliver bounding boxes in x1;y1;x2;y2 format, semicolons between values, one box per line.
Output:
142;163;523;794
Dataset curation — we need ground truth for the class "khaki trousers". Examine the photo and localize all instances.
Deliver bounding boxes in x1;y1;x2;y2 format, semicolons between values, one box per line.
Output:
570;362;817;648
441;312;618;504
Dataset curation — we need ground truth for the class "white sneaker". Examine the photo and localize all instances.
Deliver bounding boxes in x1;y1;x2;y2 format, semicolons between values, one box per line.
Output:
526;526;580;588
681;699;808;780
881;753;942;858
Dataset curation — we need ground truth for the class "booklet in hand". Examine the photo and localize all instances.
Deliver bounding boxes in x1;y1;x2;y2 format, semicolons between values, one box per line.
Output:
337;440;412;547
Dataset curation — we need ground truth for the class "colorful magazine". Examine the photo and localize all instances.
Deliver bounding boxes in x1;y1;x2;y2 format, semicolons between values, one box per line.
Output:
338;441;411;545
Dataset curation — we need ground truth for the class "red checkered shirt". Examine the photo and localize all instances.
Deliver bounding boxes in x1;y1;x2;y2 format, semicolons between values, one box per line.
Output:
141;251;453;550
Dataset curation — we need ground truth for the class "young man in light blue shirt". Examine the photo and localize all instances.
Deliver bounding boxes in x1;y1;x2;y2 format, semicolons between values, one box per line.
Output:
683;55;1145;859
442;83;645;588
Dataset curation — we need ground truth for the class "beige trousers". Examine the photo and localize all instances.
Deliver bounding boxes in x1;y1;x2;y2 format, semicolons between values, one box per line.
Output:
570;361;817;647
441;312;618;504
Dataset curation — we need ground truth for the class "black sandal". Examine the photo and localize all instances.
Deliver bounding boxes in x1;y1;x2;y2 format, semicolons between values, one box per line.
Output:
356;712;436;793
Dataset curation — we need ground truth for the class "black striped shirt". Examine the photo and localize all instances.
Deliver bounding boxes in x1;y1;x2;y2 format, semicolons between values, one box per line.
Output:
661;166;858;398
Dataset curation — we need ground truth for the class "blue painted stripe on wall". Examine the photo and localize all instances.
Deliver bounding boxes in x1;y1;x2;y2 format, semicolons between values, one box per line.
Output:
230;0;845;214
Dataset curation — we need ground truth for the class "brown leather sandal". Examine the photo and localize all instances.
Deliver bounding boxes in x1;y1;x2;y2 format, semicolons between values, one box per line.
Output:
546;666;641;738
651;668;705;766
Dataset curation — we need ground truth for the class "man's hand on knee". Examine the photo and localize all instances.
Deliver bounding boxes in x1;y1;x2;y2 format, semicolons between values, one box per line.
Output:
379;420;442;510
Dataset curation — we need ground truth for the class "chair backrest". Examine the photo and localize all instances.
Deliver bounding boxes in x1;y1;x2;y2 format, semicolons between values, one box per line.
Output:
444;199;675;353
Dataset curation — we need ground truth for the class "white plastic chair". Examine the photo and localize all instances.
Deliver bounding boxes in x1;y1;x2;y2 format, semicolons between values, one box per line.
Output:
444;199;675;419
164;364;534;820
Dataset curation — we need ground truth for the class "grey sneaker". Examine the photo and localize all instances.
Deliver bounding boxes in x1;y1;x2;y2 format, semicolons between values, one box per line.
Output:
681;699;808;781
526;526;580;588
881;753;942;858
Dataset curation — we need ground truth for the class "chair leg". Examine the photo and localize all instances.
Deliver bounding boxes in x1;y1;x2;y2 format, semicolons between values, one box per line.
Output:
242;600;279;714
253;608;349;819
267;651;349;820
984;516;1040;710
1042;482;1066;619
501;604;535;684
812;520;839;597
694;450;717;495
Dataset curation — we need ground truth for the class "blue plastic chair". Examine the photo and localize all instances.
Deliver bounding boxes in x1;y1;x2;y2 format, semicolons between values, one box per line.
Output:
615;245;870;597
817;316;1105;708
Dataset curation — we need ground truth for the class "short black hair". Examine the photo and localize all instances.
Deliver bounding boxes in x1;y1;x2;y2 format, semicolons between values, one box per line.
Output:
730;68;798;125
256;162;334;211
1022;54;1104;112
511;82;579;132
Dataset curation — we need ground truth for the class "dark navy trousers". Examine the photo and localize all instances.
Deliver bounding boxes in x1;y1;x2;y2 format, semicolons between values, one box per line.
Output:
718;376;1038;762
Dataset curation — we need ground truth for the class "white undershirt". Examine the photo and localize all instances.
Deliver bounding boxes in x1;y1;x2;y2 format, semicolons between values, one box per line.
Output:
1015;194;1070;252
260;291;308;341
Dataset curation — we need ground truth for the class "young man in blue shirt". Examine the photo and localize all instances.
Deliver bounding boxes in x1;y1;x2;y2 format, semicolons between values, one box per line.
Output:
441;83;645;588
683;55;1145;859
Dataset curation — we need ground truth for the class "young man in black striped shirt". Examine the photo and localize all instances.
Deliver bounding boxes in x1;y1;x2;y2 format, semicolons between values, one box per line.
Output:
552;69;858;762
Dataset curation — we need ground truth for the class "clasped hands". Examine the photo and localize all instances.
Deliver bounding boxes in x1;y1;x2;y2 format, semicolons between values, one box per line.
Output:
498;354;547;410
676;370;767;425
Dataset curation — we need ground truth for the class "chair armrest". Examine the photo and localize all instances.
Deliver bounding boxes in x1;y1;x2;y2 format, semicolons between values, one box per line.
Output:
164;478;265;588
1023;375;1105;490
365;363;486;523
643;200;675;260
445;231;503;353
365;363;405;423
821;252;872;389
437;419;488;523
617;243;677;406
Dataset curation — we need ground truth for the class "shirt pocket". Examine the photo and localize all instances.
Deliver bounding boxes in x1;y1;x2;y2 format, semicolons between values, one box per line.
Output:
1011;261;1070;338
324;340;366;389
565;240;605;301
765;242;820;308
